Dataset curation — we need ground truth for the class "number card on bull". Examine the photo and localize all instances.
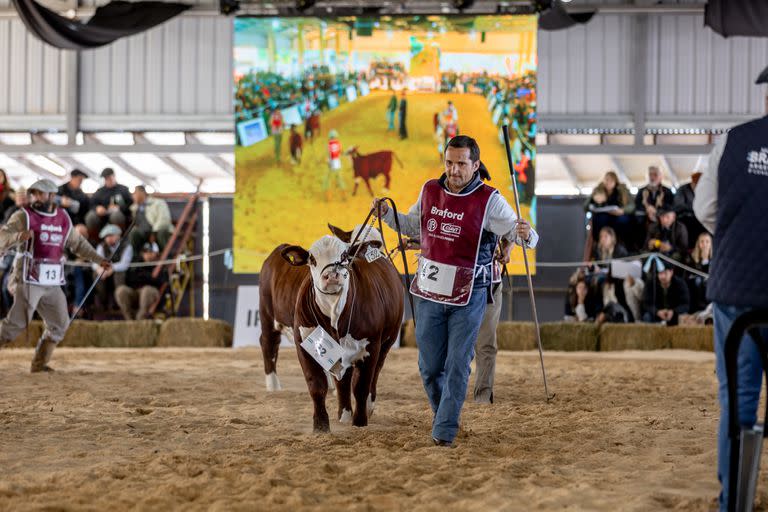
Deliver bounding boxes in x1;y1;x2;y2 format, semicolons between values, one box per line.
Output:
300;326;345;379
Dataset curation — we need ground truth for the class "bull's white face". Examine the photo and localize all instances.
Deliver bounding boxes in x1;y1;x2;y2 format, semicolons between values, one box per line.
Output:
307;235;350;296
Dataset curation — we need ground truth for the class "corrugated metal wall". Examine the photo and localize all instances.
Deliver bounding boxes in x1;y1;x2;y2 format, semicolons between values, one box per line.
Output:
0;12;765;128
0;19;67;116
80;16;232;117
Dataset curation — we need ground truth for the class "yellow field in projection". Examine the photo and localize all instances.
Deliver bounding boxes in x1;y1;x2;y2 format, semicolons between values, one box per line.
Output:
234;91;535;274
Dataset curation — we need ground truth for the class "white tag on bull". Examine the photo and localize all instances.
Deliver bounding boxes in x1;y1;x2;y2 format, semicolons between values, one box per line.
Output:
417;257;457;296
301;326;344;379
38;263;63;286
364;244;383;263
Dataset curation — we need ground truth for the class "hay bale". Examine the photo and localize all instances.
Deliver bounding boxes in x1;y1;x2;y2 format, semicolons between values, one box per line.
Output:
668;325;714;351
541;322;599;351
497;322;537;351
98;320;159;348
3;320;43;348
59;320;100;348
156;318;233;348
401;320;416;348
599;324;671;351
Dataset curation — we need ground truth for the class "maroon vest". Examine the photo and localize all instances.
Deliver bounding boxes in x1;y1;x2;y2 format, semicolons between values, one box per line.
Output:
22;206;71;286
410;179;495;306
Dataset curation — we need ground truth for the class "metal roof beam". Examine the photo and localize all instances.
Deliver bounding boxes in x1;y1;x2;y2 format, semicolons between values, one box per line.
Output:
13;156;63;182
82;133;159;186
659;155;680;188
134;133;200;186
557;156;581;192
538;144;714;155
185;133;234;176
609;156;632;188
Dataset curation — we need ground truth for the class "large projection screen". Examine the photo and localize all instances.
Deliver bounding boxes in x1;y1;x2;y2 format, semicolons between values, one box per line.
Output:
234;15;537;274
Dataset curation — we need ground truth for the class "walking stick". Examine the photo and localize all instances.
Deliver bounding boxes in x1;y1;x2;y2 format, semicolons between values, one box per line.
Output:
69;219;136;323
502;124;554;402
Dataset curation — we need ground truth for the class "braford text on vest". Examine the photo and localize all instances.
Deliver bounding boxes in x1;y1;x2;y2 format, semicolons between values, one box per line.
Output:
430;205;464;221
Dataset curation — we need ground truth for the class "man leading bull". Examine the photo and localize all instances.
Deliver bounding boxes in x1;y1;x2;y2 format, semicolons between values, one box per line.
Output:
0;179;111;372
374;135;539;447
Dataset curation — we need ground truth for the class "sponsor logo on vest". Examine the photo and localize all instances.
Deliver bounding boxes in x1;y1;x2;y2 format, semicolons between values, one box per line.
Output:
50;234;63;244
441;223;461;236
40;232;50;242
747;148;768;177
427;218;438;232
41;224;63;233
430;206;464;221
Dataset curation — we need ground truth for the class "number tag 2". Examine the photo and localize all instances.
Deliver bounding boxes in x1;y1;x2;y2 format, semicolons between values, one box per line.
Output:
300;326;345;379
37;263;62;285
417;257;457;296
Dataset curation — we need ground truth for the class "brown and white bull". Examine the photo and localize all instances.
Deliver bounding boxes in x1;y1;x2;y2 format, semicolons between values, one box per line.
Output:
282;235;403;432
346;146;402;197
258;225;384;392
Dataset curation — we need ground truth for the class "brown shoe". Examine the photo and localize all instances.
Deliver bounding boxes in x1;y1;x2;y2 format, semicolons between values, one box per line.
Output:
30;338;56;373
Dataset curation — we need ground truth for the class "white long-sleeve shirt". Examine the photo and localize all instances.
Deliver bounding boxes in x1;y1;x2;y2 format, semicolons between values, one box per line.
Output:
381;186;539;249
92;244;133;273
693;134;728;235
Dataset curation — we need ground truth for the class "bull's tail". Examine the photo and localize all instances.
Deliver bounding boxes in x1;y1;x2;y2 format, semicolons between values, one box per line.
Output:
392;152;403;168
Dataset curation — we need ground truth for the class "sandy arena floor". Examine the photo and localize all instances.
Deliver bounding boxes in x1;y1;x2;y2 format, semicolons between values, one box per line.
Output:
0;347;760;511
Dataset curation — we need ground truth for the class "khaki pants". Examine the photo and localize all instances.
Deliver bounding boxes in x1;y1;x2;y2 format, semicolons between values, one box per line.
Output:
115;285;159;321
0;282;69;345
473;284;503;403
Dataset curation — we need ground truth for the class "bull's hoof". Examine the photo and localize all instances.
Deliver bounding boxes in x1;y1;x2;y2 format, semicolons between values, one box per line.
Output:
339;408;352;424
313;422;331;433
352;416;368;428
265;372;282;392
367;395;376;417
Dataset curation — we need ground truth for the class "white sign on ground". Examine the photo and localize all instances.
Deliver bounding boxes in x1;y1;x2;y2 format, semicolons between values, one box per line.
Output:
233;285;294;348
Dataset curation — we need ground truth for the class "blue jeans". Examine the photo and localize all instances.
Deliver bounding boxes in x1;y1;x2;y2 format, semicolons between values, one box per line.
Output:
415;288;487;442
714;302;768;511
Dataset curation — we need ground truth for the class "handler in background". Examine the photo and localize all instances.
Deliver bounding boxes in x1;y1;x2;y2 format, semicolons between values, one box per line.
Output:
374;135;538;447
693;67;768;511
0;179;110;372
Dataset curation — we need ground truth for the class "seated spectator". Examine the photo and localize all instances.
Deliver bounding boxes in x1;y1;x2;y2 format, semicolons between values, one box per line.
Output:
686;232;712;314
3;185;26;223
634;165;674;246
590;227;632;322
129;186;173;252
115;242;164;320
57;169;90;228
289;125;303;165
673;171;705;249
585;171;635;247
92;224;133;317
645;206;689;262
65;224;95;319
85;168;133;237
0;168;14;221
641;264;690;326
564;269;603;322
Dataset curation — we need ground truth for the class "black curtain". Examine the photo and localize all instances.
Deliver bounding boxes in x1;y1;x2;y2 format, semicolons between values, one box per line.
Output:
705;0;768;38
12;0;190;50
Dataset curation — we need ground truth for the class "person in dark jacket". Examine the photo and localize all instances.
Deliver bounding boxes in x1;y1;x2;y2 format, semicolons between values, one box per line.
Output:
693;72;768;509
114;242;165;320
673;169;705;249
85;168;133;235
641;264;690;326
634;165;674;248
398;90;408;139
565;269;603;322
0;168;15;221
57;169;90;227
645;206;689;263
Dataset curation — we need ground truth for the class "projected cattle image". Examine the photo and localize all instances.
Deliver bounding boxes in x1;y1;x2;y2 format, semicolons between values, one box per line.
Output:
234;16;537;273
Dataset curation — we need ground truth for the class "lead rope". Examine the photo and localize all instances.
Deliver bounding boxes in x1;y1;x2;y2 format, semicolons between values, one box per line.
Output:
378;197;416;329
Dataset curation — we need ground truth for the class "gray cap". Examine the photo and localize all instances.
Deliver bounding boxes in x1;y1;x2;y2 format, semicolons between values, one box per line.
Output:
28;179;58;194
99;224;122;239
